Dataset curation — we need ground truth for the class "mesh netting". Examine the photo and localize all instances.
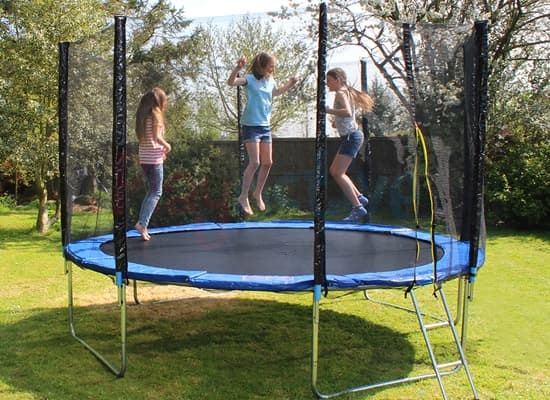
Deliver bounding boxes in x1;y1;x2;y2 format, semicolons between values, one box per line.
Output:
63;27;114;242
59;15;486;287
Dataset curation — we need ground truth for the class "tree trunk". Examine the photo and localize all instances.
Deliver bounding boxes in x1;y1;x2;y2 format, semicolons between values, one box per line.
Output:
14;165;19;205
35;172;49;234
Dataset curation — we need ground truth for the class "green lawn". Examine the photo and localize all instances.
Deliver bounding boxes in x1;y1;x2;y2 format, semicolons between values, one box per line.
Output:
0;207;548;399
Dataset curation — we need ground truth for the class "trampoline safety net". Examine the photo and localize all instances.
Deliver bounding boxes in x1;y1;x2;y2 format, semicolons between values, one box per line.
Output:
59;16;487;290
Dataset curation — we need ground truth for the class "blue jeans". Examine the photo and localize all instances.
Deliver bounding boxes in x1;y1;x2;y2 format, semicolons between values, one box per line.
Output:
338;130;364;158
138;163;163;228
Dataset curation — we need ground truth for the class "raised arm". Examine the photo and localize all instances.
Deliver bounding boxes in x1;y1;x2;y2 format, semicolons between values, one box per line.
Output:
273;77;298;96
227;55;248;86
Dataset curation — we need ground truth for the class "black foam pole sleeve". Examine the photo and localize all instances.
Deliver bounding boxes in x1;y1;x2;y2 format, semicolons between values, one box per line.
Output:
314;2;328;290
113;16;128;279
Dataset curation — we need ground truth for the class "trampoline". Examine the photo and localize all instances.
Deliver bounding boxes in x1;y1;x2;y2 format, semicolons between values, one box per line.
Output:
58;5;488;398
64;220;482;292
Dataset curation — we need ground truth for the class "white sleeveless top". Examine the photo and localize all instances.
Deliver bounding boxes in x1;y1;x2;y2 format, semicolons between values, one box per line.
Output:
334;91;358;137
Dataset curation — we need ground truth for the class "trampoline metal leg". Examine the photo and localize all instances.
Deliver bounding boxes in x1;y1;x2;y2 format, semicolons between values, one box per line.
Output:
311;285;322;398
132;279;141;305
363;288;445;320
311;284;479;399
460;278;477;350
312;285;450;399
454;277;467;326
66;260;127;377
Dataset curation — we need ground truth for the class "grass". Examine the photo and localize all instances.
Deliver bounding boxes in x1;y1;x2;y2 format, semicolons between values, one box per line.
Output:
0;205;549;399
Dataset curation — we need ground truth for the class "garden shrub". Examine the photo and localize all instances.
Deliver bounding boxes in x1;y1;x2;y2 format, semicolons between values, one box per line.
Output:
485;128;550;229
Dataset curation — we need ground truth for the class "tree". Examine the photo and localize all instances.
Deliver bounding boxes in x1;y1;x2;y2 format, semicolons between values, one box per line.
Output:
66;0;199;199
191;15;316;138
0;0;109;232
480;1;550;227
280;0;549;228
485;77;550;227
0;0;199;233
368;76;408;136
281;0;547;116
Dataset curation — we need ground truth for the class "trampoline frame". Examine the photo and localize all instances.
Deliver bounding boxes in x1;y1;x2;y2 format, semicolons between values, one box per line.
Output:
63;220;481;291
58;4;488;399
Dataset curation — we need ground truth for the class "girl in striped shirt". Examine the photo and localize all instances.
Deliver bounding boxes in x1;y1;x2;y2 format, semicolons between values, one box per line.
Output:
135;87;171;240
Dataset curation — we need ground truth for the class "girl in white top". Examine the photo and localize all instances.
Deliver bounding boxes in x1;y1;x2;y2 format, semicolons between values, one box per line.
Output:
326;67;374;222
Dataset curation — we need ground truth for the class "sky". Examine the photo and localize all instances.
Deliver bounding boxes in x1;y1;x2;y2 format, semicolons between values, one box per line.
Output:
168;0;366;70
169;0;295;19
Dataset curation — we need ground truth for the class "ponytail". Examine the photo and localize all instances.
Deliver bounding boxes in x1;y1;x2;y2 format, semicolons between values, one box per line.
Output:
350;87;374;112
327;67;374;113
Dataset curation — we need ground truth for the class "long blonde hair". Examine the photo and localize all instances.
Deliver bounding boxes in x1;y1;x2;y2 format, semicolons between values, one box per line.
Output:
327;67;374;112
135;87;167;141
250;51;276;80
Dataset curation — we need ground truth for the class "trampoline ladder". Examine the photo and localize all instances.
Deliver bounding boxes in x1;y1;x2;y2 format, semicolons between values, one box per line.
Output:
66;260;128;377
311;284;479;399
363;276;467;326
410;287;479;400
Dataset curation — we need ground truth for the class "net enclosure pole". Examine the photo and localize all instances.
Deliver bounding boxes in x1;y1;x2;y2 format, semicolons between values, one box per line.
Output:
58;42;70;248
312;1;328;397
111;15;128;377
237;77;245;222
313;2;328;291
462;20;489;288
59;18;128;377
113;15;129;285
360;58;371;207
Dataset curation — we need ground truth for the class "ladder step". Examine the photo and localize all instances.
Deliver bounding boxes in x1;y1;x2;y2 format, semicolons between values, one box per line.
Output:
425;320;450;330
437;360;463;370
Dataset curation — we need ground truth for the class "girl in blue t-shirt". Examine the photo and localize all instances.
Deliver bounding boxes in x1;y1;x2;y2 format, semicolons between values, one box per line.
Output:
228;52;298;215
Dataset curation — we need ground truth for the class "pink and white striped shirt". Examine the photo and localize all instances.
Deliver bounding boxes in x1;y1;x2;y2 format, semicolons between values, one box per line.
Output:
138;116;165;165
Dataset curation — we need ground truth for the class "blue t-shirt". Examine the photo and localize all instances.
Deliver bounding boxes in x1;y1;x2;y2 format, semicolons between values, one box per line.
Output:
241;74;276;126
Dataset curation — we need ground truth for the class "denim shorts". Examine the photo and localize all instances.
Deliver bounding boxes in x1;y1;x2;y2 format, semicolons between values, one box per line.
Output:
241;125;272;143
338;130;364;158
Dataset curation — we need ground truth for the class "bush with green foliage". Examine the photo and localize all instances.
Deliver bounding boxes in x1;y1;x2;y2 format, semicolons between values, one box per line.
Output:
263;184;300;215
0;194;17;210
127;139;240;227
485;90;550;229
485;129;550;228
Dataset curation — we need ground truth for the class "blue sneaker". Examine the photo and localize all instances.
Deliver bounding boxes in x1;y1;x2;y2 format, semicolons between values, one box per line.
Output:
343;205;367;222
357;194;369;208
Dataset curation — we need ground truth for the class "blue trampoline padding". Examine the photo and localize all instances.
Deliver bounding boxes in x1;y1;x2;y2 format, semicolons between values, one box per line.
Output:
64;221;484;291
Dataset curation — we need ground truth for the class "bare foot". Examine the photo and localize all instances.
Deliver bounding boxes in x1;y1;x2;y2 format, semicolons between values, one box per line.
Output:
253;193;266;211
238;196;254;215
135;223;151;241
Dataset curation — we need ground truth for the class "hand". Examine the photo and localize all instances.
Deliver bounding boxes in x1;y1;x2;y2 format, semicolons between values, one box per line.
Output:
236;55;246;69
164;143;172;153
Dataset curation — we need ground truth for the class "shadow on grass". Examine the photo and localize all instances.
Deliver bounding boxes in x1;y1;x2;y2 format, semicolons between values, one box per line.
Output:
0;296;416;400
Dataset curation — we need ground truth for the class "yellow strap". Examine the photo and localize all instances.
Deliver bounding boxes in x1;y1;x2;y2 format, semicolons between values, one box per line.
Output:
413;123;438;289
